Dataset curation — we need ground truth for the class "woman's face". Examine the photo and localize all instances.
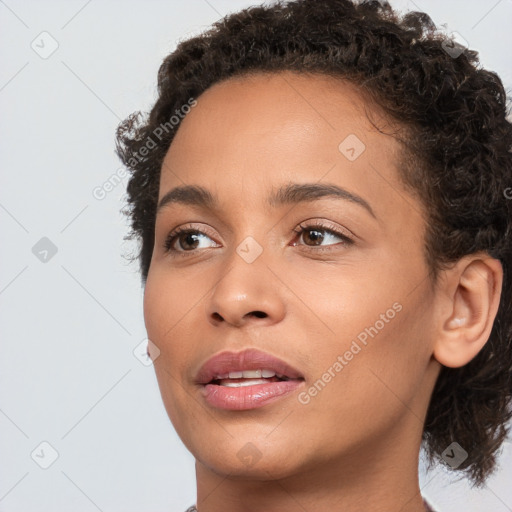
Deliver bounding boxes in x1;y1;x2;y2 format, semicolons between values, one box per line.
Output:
144;71;442;479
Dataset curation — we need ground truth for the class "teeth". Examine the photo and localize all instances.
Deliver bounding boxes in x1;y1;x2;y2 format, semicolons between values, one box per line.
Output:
220;378;269;387
214;369;279;380
241;370;261;378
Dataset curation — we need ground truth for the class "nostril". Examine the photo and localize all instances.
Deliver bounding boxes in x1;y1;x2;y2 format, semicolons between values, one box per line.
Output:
210;310;267;324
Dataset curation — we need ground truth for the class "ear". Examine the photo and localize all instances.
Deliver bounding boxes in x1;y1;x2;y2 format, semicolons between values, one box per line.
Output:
432;254;503;368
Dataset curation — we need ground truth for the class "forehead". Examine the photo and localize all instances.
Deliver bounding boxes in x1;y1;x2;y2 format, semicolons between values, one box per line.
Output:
173;71;378;145
159;71;406;215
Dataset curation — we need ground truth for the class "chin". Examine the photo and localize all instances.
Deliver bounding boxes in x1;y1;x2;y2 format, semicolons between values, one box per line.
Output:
190;433;313;481
200;452;301;481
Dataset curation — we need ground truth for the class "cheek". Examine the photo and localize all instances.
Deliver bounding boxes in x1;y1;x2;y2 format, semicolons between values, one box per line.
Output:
143;267;202;348
289;259;430;411
143;270;200;428
285;258;401;347
293;304;427;454
143;270;194;387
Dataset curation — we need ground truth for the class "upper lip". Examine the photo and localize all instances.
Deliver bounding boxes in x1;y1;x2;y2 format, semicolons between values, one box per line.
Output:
195;348;304;384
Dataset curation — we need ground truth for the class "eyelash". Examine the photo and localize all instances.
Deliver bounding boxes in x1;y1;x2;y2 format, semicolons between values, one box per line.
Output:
163;221;354;256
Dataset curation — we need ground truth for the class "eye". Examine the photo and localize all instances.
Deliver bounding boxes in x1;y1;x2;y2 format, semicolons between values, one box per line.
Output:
163;225;219;254
162;220;354;257
292;221;354;250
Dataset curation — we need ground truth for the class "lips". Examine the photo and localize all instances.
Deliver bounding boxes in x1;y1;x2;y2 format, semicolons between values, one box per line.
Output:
195;348;305;411
195;348;304;385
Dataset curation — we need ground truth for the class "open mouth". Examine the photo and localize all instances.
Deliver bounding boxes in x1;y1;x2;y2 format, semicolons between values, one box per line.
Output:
208;370;293;388
195;349;305;410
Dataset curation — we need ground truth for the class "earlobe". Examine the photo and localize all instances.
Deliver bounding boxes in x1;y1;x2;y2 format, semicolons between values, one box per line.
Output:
433;255;503;369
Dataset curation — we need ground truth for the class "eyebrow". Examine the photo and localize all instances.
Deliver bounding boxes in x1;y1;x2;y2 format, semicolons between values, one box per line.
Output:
156;182;376;218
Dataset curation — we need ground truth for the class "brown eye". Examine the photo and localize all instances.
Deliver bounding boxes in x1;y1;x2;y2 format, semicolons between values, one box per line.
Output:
175;231;201;251
301;228;326;246
294;223;353;248
164;227;219;253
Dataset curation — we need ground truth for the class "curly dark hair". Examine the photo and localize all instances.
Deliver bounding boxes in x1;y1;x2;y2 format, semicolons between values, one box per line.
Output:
115;0;512;489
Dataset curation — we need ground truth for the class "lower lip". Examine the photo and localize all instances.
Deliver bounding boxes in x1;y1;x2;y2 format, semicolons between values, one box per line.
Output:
200;379;304;410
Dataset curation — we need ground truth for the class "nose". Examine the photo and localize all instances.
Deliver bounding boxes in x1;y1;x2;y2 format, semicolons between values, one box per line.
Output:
205;252;286;328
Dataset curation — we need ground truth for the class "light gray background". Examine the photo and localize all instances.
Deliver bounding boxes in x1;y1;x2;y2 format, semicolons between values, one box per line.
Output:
1;1;511;511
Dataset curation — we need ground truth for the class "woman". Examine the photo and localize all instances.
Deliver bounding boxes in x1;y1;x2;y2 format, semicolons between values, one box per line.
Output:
115;1;512;510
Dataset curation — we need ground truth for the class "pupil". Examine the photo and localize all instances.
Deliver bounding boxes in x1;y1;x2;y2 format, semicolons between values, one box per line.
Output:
305;229;323;245
182;233;199;250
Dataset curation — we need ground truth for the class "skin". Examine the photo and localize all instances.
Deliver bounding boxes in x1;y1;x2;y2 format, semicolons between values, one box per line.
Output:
143;71;503;512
